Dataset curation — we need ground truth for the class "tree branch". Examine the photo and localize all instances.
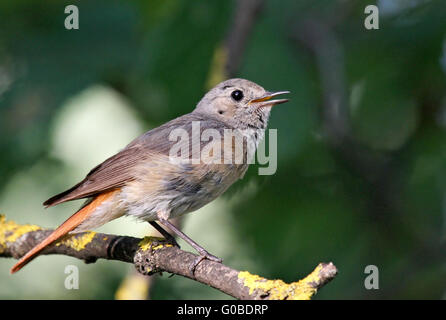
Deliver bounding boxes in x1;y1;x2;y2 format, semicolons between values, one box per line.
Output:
0;214;337;300
206;0;264;87
223;0;264;78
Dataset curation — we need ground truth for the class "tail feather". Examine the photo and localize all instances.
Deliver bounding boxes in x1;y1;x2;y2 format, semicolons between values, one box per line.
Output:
10;190;116;274
43;181;84;207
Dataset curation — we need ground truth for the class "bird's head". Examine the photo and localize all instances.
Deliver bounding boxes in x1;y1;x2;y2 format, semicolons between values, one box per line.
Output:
194;78;289;129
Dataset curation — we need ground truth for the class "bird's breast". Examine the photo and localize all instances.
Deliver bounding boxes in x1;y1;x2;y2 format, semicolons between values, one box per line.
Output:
120;154;248;221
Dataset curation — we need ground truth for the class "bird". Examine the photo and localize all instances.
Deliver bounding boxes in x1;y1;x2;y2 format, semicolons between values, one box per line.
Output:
10;78;289;274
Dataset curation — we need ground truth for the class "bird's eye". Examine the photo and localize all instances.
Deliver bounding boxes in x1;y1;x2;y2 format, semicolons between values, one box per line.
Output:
231;90;244;101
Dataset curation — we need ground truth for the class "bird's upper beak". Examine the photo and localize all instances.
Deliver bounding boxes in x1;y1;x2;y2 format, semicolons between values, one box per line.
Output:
249;91;290;107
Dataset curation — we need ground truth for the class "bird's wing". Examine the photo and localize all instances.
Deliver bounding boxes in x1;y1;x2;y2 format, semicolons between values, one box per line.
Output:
43;113;231;207
43;146;148;207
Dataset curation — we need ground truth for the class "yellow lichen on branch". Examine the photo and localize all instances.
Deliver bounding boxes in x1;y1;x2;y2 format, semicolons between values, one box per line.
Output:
238;263;336;300
0;214;41;254
55;231;97;251
1;215;338;300
138;236;172;252
0;214;96;253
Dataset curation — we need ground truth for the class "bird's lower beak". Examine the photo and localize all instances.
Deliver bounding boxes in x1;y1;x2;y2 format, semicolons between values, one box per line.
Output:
249;91;290;107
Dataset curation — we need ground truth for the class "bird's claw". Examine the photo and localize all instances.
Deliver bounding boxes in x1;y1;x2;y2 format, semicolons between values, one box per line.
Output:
189;251;222;275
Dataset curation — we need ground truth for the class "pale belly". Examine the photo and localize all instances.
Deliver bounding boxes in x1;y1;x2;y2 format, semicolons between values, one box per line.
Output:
73;130;259;231
119;161;248;221
74;127;262;231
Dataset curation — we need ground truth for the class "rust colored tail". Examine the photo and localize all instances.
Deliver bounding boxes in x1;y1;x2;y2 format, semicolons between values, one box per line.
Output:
10;190;116;274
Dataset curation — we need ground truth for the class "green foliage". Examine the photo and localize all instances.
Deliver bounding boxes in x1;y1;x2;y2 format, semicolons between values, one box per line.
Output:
1;0;446;299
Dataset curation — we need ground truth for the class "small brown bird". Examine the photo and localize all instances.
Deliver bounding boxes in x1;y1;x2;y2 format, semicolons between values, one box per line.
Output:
11;78;289;274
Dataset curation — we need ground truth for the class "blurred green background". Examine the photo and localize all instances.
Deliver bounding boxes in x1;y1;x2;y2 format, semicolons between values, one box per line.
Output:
1;0;446;299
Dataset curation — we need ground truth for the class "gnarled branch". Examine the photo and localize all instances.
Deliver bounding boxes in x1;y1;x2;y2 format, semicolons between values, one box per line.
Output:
0;215;337;300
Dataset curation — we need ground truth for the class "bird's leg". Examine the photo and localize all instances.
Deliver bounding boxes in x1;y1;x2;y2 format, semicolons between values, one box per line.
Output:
157;218;223;274
149;221;180;248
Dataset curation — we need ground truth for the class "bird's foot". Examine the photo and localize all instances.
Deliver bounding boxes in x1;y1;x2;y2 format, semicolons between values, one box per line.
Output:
189;250;223;275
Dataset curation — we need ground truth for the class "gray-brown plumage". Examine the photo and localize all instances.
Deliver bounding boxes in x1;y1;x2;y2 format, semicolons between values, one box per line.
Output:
11;78;289;274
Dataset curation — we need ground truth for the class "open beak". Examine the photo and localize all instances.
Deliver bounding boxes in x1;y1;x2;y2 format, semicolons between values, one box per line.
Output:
249;91;290;107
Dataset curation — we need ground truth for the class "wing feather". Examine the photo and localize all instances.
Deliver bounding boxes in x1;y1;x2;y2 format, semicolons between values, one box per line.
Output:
43;112;232;207
43;147;147;206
